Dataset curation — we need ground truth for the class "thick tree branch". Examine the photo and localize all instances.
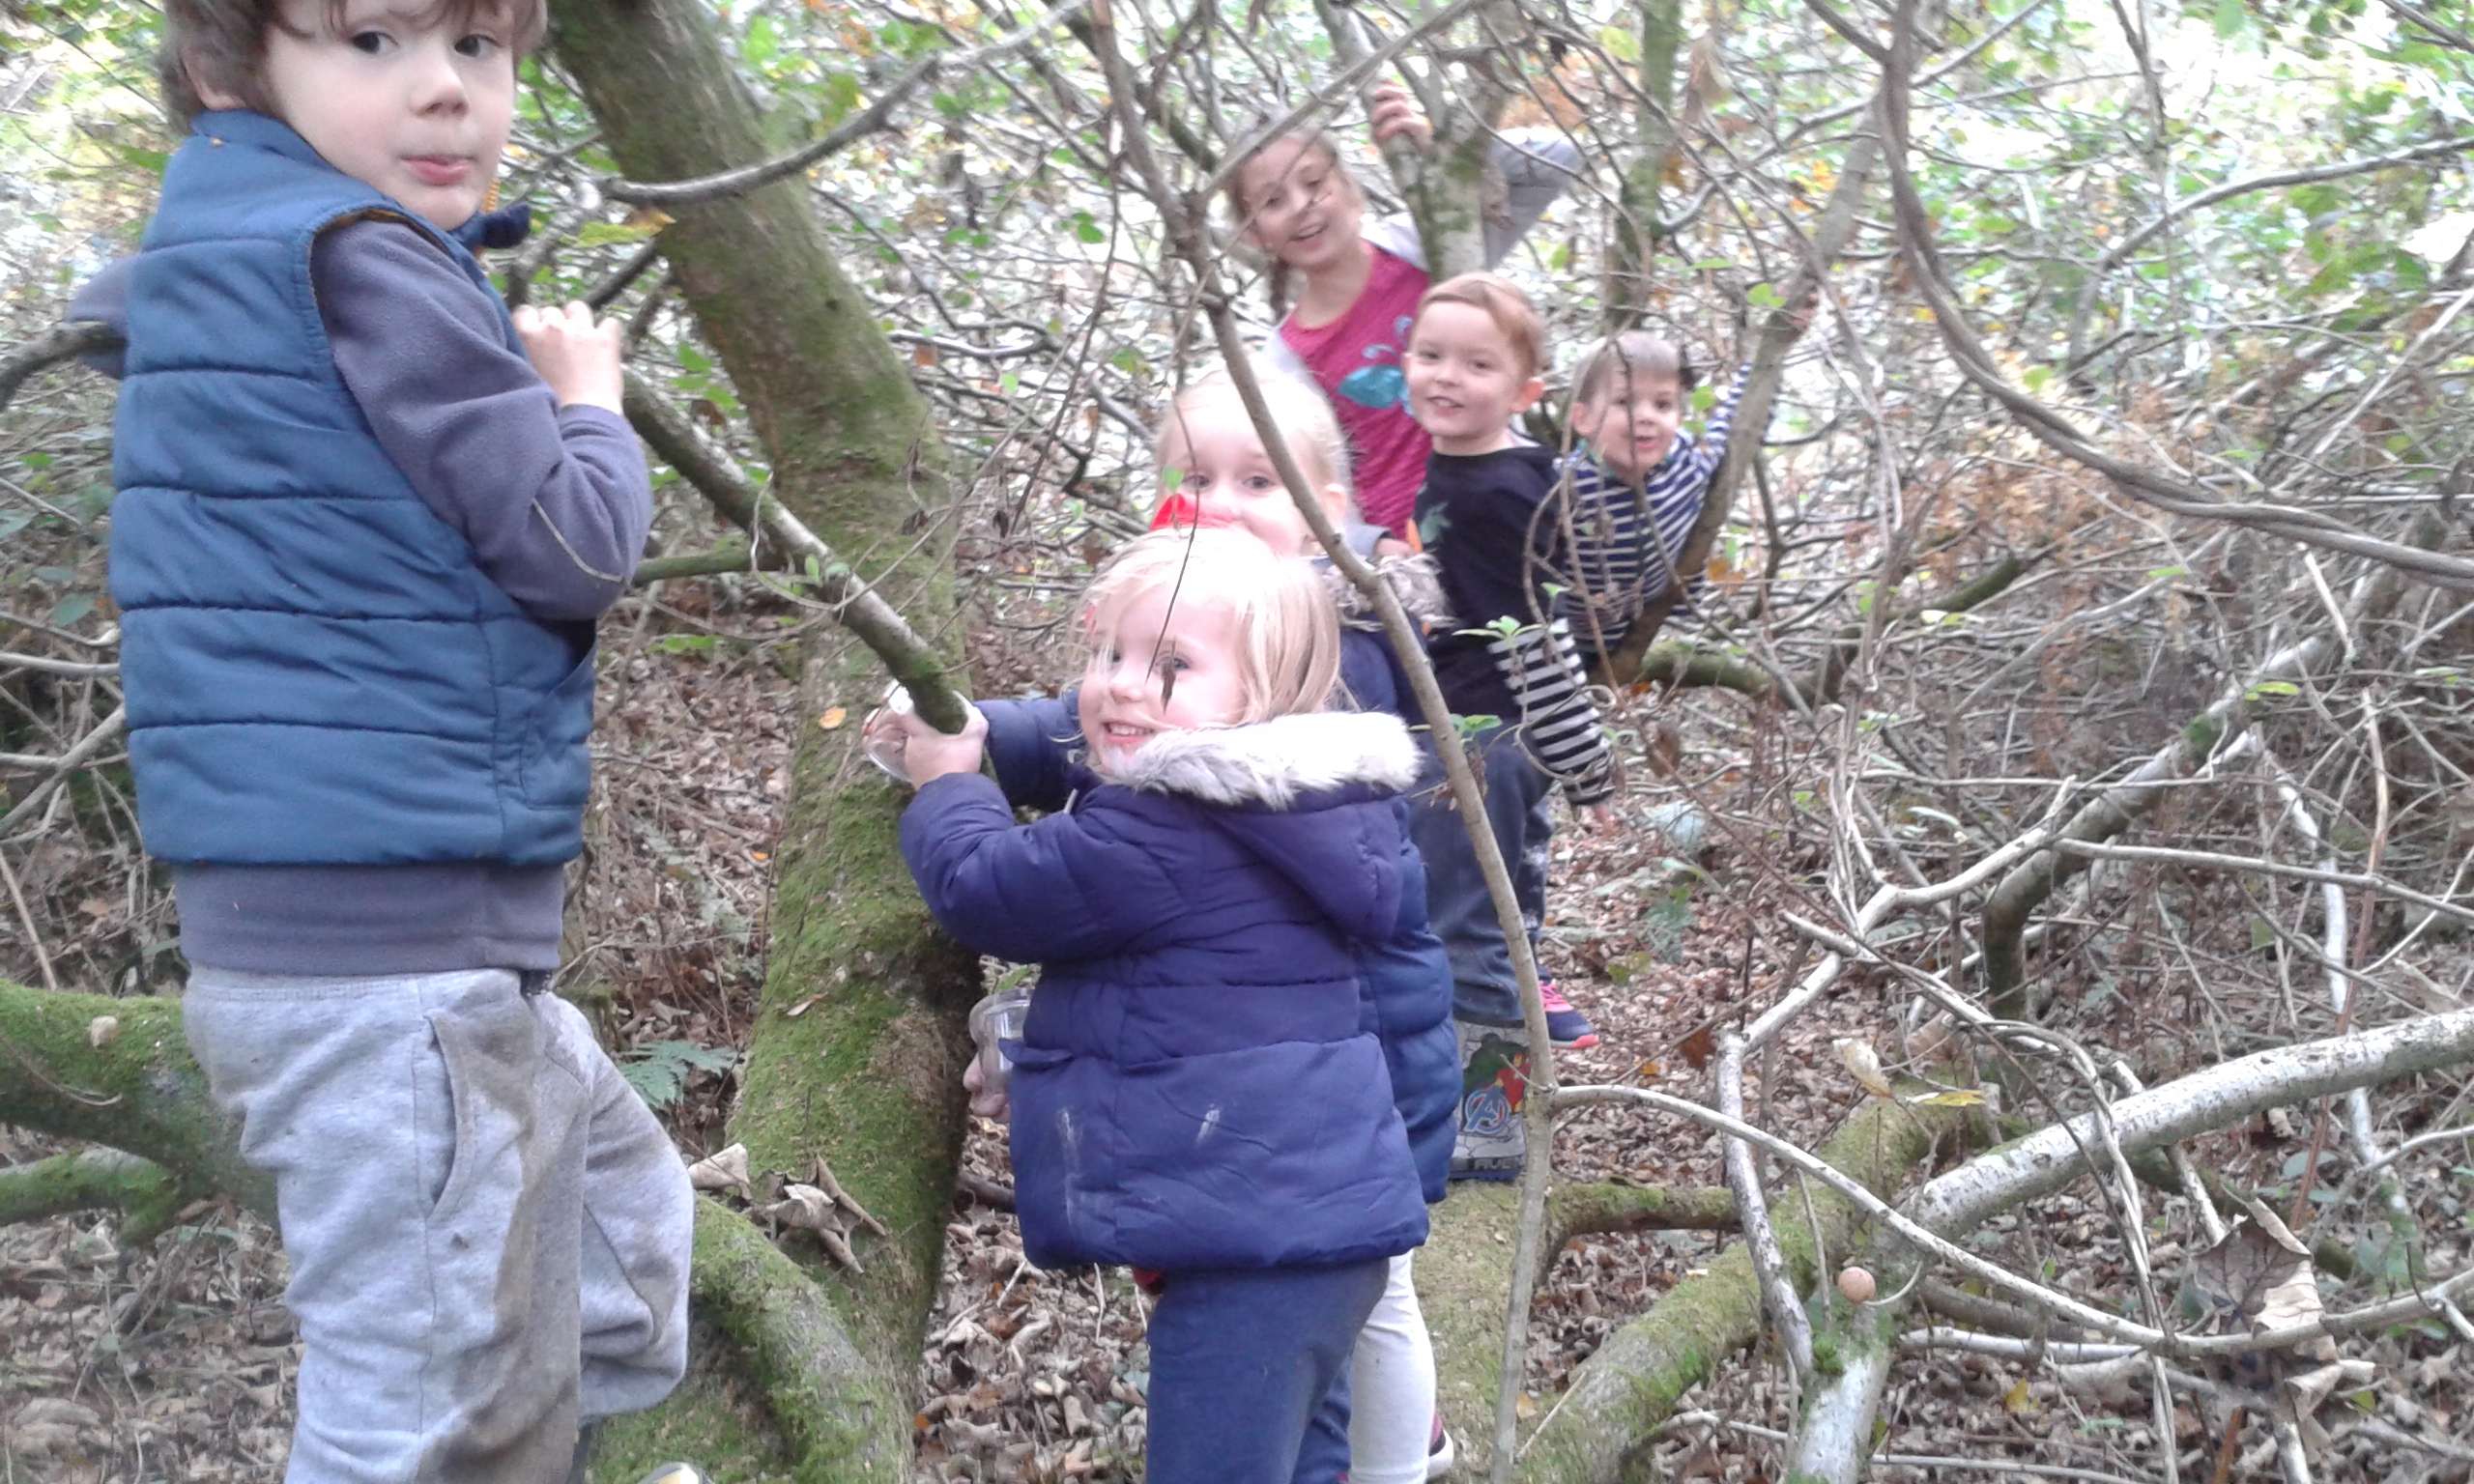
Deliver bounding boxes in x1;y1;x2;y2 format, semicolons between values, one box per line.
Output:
0;320;115;415
0;983;270;1222
0;1147;189;1244
684;1199;908;1481
1514;1086;1983;1484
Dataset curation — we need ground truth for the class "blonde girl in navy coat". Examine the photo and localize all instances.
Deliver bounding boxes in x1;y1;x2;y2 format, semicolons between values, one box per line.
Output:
875;530;1427;1484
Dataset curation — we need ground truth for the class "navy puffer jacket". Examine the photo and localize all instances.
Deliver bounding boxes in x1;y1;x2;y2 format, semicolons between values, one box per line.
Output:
979;658;1459;1204
902;711;1431;1271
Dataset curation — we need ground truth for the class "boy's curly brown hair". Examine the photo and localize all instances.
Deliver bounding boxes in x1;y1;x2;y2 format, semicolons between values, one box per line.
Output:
158;0;547;127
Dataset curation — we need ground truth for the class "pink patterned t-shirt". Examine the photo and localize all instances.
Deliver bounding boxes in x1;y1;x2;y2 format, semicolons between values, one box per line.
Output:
1278;244;1432;537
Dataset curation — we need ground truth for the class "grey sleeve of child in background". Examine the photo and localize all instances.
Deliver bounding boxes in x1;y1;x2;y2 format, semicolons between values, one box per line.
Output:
1484;132;1582;270
1355;130;1579;276
313;221;652;623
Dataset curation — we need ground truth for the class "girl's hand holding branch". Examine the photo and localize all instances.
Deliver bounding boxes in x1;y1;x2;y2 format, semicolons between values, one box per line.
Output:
1369;82;1431;152
881;704;988;787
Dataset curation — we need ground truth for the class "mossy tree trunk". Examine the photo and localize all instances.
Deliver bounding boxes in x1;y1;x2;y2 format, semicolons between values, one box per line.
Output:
1607;0;1685;321
548;1;982;1475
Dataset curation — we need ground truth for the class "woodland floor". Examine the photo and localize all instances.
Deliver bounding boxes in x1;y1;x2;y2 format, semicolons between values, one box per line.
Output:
4;616;2472;1484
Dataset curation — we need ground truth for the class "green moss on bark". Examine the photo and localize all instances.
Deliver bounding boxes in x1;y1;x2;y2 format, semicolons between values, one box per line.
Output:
0;981;262;1219
1514;1092;1981;1484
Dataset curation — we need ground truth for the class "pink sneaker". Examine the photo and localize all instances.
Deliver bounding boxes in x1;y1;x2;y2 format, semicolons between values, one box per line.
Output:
1537;980;1598;1050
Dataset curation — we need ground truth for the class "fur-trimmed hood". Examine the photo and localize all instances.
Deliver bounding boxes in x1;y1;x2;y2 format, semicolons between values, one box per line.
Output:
1319;553;1453;632
1107;709;1420;809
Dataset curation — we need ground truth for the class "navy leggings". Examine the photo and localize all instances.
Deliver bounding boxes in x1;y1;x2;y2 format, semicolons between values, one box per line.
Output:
1145;1257;1390;1484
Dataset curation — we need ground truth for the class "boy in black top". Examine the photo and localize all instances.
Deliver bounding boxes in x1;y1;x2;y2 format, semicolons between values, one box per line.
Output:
1403;272;1610;1176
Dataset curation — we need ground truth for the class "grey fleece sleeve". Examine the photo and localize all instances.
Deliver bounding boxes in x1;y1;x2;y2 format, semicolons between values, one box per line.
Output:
1483;131;1582;270
312;220;651;622
67;257;132;379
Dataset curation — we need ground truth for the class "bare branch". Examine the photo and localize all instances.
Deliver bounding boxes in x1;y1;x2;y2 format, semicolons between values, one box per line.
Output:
0;320;115;415
620;367;972;731
603;0;1091;209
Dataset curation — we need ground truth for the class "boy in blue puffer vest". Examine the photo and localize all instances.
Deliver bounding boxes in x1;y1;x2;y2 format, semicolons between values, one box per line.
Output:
71;3;695;1480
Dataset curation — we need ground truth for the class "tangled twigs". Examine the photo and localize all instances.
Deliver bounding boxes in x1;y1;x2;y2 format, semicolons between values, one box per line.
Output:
602;0;1091;209
0;705;128;842
618;368;971;732
1877;0;2474;587
1976;515;2431;1014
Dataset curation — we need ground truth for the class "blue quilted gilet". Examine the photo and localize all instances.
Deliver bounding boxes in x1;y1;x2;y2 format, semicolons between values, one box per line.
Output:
109;111;593;867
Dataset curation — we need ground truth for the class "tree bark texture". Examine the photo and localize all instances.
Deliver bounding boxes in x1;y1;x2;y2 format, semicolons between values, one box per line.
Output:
551;2;983;1474
0;984;263;1221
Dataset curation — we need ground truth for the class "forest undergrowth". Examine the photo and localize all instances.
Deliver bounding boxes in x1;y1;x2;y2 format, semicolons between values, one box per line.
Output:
9;499;2472;1482
13;0;2474;1477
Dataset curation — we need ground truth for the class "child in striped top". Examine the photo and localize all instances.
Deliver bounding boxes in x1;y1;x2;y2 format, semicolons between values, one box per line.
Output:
1554;332;1753;654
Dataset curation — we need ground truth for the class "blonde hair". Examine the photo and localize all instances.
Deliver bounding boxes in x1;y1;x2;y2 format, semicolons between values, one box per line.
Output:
1083;529;1340;725
1160;367;1357;497
1412;271;1548;381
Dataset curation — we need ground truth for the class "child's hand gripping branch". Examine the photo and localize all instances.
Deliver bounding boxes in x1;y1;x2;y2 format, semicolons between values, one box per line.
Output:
865;702;989;788
513;300;625;414
1368;81;1432;151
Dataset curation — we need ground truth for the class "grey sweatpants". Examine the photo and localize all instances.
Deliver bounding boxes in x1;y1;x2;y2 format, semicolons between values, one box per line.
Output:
186;967;694;1484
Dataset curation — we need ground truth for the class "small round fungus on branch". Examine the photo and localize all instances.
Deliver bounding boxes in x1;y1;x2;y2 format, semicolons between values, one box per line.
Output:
1837;1266;1876;1303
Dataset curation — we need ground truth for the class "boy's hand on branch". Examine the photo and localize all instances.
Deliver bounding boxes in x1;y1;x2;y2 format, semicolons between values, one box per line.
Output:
894;704;989;787
515;300;624;414
1370;83;1432;153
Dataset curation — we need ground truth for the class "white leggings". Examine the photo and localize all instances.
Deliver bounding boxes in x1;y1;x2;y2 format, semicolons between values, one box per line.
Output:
1347;1251;1437;1484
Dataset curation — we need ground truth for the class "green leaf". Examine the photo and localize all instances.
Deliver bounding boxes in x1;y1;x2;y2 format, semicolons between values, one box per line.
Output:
741;14;778;67
2246;679;2301;700
577;219;661;247
1912;1088;1986;1107
2213;0;2248;41
2251;918;2279;949
1746;282;1784;309
619;1040;740;1111
1597;23;1638;61
50;593;95;627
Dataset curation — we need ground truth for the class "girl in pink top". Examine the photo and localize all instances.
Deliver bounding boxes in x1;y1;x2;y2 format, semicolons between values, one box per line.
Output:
1233;89;1579;536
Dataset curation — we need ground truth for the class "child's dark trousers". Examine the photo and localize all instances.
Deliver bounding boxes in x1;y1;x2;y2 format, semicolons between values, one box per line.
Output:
1146;1256;1391;1484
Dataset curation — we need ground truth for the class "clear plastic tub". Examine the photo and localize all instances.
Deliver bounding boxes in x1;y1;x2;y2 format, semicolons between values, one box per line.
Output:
967;983;1033;1094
